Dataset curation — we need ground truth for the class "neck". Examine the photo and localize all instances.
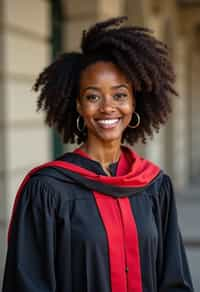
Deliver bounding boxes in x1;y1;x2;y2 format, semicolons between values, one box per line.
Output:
81;138;122;167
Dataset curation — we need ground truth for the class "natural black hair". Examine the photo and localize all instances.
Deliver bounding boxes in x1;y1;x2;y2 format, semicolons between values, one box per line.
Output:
33;16;177;145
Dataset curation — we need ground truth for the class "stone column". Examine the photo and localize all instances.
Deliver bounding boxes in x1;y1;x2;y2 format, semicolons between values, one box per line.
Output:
143;11;167;168
172;36;190;188
190;43;200;182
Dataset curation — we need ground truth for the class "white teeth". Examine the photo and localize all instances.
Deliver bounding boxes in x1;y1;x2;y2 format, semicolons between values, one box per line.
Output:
97;119;119;125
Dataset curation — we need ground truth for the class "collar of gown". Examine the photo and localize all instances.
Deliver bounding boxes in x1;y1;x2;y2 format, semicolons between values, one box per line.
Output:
37;145;161;196
72;145;160;185
26;145;161;197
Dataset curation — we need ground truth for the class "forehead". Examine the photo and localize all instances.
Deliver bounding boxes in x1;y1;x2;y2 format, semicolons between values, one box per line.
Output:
79;61;131;86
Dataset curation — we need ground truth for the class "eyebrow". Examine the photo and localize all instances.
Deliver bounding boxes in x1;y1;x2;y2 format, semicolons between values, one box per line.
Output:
82;84;129;94
111;84;129;90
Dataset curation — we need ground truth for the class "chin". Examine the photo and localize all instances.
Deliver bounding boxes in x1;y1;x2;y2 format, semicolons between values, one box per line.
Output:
98;133;122;143
88;126;124;144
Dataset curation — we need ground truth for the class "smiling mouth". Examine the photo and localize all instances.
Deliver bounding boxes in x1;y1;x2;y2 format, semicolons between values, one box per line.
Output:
96;118;121;128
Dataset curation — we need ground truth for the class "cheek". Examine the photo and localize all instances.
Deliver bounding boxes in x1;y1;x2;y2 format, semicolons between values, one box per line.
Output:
80;106;97;121
121;103;134;115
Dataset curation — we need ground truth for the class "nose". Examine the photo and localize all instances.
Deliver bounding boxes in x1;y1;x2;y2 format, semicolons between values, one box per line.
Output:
99;96;116;113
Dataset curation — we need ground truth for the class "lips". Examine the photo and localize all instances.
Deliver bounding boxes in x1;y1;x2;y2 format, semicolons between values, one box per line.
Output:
96;118;120;129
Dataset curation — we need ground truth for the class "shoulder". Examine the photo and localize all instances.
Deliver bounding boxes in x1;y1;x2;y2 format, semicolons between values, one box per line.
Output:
19;153;92;204
146;171;176;211
18;160;76;206
13;172;77;221
154;171;173;190
146;171;174;197
18;174;58;211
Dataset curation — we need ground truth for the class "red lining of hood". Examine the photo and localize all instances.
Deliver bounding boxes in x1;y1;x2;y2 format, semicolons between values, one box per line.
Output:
74;146;160;186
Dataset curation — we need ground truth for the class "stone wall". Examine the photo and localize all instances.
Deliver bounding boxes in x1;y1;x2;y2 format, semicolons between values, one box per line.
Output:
0;0;51;287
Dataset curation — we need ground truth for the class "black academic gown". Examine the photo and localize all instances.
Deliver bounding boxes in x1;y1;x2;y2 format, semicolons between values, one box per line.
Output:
3;146;194;292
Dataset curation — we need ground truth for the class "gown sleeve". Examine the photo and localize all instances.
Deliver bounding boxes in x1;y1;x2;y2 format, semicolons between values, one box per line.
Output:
2;178;57;292
158;175;194;291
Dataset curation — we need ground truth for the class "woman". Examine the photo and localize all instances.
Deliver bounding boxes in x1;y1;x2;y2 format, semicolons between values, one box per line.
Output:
3;16;194;292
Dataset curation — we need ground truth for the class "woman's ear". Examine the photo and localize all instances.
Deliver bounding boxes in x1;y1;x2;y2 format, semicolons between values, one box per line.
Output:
76;98;82;115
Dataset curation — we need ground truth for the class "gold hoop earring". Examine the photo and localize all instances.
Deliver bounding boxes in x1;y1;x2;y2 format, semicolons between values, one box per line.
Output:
128;112;140;128
77;115;85;132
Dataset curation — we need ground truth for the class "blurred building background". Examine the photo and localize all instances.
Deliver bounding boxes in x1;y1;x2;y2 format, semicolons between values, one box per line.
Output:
0;0;199;290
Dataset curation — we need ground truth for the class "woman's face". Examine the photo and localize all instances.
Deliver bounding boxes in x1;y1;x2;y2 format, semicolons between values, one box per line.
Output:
77;61;135;144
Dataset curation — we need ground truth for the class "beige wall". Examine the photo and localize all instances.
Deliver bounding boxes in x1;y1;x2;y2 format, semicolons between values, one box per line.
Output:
0;0;51;286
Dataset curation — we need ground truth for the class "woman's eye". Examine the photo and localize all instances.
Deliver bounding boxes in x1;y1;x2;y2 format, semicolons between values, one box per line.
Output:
114;93;128;100
85;95;100;102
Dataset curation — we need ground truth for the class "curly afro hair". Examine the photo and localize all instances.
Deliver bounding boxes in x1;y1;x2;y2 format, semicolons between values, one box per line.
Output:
33;16;177;145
